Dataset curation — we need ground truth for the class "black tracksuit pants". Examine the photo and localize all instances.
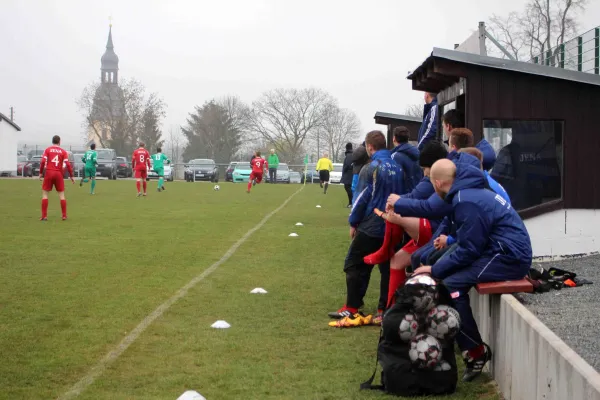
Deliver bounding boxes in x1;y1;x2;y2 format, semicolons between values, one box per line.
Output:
343;184;353;206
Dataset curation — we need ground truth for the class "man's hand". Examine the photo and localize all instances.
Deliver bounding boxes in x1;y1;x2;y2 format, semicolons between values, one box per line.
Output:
39;175;43;182
387;194;400;211
413;265;432;275
433;235;448;250
350;227;356;240
70;177;75;184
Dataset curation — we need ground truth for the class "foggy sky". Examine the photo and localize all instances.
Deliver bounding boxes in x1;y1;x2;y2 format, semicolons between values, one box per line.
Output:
2;0;599;147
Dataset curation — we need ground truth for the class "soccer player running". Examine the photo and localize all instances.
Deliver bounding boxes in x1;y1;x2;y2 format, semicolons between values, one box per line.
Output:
80;143;98;194
39;135;75;221
151;147;171;192
132;142;151;197
247;151;268;194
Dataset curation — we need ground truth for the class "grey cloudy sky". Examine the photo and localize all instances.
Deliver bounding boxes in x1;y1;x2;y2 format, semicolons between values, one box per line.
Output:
2;0;599;146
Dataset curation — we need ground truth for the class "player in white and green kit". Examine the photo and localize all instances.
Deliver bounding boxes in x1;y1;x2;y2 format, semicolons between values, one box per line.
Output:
151;147;171;192
80;143;98;194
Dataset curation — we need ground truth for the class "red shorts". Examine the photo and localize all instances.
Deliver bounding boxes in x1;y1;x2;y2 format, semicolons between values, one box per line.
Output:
401;219;432;254
42;170;65;192
135;169;148;179
250;172;263;184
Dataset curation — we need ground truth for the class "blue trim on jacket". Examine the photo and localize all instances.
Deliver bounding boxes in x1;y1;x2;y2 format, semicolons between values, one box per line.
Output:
391;143;422;194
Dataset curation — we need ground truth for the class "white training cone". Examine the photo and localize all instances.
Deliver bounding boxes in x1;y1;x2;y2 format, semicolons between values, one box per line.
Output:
295;222;304;226
250;288;268;294
211;320;231;329
177;390;206;400
316;205;322;208
288;233;299;237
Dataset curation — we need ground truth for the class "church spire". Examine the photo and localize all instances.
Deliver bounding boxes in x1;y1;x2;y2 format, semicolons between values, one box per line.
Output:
101;21;119;84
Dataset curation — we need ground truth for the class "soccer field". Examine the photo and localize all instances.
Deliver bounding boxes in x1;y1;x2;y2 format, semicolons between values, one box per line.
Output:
0;180;499;400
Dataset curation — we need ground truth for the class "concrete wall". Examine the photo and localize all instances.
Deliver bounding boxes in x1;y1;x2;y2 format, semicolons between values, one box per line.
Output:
470;291;600;400
525;209;600;260
0;120;18;173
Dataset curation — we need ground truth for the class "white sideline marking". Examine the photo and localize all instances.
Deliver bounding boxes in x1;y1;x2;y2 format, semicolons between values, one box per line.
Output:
57;187;303;400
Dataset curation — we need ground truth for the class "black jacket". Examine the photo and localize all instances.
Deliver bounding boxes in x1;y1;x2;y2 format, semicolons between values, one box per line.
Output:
352;146;369;174
341;150;353;185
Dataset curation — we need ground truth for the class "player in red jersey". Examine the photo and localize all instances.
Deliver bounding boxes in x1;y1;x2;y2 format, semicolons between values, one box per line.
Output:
247;151;268;193
132;142;151;197
39;135;75;221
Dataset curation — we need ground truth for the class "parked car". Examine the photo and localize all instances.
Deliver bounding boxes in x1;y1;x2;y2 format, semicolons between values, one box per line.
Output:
266;163;291;183
29;155;43;176
148;159;174;181
27;149;44;161
31;152;75;178
329;163;343;184
95;149;118;179
232;162;253;183
73;153;85;177
116;156;132;178
62;151;76;178
225;162;239;182
17;155;32;176
184;159;219;182
289;171;301;183
300;163;317;184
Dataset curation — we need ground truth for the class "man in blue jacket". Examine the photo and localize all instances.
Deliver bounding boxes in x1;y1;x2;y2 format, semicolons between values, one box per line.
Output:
391;126;422;193
417;92;438;151
412;159;532;382
328;131;403;328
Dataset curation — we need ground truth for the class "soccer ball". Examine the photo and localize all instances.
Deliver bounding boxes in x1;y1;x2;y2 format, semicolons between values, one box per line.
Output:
405;275;439;313
398;313;420;342
433;361;452;372
213;185;220;191
408;334;443;369
426;305;461;341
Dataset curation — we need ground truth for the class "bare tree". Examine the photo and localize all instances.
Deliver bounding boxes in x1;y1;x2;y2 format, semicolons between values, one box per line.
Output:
166;126;185;164
405;104;424;120
319;106;361;162
487;0;587;61
248;88;335;163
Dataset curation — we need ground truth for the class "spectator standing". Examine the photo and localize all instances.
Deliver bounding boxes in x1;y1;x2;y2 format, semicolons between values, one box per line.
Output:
391;126;422;194
341;143;354;208
267;149;280;184
417;92;438;151
316;152;334;194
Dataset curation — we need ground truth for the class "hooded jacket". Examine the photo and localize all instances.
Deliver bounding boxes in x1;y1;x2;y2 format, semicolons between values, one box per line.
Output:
349;149;403;237
476;139;497;171
431;163;532;280
341;150;353;185
417;97;438;151
351;146;370;194
267;153;280;169
391;143;422;194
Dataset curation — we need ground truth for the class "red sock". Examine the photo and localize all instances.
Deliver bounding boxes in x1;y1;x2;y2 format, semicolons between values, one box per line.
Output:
468;344;485;359
60;199;67;218
387;268;407;308
136;181;141;192
364;222;405;265
247;181;252;192
41;199;48;218
142;181;147;192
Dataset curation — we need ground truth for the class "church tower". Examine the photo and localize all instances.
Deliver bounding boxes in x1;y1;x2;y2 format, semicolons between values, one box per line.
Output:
101;25;119;85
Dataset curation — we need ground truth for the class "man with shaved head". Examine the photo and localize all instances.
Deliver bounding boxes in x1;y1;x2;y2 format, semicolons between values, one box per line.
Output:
412;158;532;382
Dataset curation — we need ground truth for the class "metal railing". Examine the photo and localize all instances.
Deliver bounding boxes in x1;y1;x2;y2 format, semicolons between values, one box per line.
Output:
530;26;600;74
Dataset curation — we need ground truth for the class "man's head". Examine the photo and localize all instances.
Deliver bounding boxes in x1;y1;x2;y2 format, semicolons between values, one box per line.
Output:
424;92;437;104
392;126;410;146
139;142;145;148
52;135;61;145
419;141;448;176
157;147;162;153
256;150;261;157
430;159;456;199
364;130;386;156
345;142;353;151
448;128;474;151
442;109;464;136
270;148;275;154
90;143;96;150
458;147;483;170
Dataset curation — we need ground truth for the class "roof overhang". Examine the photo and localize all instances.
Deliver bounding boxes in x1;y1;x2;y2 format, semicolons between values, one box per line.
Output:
374;111;422;125
0;112;22;131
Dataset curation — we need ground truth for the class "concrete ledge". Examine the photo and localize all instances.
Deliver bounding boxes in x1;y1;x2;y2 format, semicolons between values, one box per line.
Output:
470;290;600;400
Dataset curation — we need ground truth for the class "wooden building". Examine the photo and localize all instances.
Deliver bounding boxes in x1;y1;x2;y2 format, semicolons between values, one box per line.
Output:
373;112;422;146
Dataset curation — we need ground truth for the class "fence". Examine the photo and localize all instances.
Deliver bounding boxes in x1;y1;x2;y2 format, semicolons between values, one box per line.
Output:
530;26;600;74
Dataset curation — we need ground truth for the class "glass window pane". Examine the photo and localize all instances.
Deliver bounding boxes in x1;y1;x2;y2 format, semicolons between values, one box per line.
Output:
484;120;563;211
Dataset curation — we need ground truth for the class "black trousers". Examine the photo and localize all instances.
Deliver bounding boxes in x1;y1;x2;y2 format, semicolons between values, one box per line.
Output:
344;184;353;205
344;231;389;311
269;168;277;183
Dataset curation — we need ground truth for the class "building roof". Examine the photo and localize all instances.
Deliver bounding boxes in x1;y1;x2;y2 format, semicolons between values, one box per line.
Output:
101;26;119;70
0;112;21;131
408;47;600;88
374;111;422;124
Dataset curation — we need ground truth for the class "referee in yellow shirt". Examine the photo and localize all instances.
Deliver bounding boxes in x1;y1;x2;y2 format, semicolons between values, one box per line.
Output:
316;152;334;194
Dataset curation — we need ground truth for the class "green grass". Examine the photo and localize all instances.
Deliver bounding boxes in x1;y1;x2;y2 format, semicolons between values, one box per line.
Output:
0;179;499;399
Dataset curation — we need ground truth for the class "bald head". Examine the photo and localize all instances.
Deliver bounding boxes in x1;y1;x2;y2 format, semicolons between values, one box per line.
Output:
430;159;456;199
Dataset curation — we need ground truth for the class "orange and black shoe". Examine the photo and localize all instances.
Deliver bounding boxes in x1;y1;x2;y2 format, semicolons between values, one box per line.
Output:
328;312;372;328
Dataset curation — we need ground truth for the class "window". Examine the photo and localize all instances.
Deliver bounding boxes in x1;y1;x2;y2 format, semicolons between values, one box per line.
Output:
484;120;563;211
440;101;456;143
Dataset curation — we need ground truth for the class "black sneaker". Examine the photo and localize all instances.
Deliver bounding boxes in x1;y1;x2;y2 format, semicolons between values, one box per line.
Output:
161;186;166;191
328;308;354;320
462;343;492;382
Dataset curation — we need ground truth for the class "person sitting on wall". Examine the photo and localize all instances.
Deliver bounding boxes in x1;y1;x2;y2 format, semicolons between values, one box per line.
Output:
390;126;422;194
412;158;532;382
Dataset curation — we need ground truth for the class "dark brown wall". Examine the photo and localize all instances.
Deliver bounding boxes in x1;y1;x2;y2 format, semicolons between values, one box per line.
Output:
464;65;600;209
384;121;422;148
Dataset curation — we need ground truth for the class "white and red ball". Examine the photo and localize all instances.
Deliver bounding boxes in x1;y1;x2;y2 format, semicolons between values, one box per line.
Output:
426;305;461;341
398;313;420;342
408;334;443;369
405;275;439;313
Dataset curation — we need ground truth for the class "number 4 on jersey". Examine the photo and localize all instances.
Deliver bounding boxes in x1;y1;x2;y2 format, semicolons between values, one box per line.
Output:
51;155;60;166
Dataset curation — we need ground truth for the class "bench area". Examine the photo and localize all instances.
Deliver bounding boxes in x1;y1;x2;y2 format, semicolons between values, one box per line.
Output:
475;278;533;295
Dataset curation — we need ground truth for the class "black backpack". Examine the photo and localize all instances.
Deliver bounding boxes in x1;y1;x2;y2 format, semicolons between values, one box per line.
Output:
361;283;458;396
